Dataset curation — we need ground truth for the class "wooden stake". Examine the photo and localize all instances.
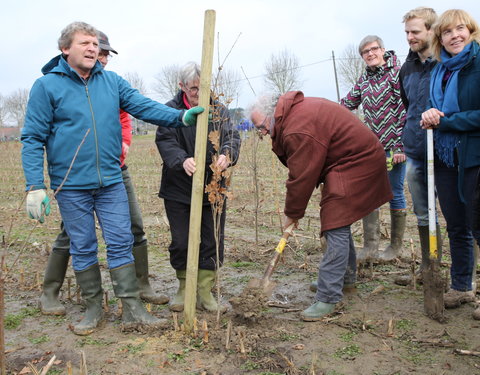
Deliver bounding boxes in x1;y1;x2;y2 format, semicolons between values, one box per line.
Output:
202;320;209;343
19;267;24;286
80;351;88;375
172;313;180;331
225;320;232;350
410;239;416;290
67;278;72;300
184;9;216;333
103;291;109;313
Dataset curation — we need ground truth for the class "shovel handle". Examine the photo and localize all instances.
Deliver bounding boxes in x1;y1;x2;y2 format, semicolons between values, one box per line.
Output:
261;224;295;283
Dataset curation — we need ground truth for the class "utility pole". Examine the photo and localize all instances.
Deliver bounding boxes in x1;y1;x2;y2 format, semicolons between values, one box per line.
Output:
331;50;340;103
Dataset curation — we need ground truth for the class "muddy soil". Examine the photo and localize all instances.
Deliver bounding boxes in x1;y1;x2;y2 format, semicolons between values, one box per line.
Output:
1;137;479;375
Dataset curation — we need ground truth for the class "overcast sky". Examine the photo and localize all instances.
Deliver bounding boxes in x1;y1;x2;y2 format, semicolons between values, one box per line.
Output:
2;0;480;110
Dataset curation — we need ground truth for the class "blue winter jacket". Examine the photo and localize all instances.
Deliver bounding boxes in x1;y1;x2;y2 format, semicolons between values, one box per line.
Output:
22;55;185;191
435;41;480;170
399;49;436;160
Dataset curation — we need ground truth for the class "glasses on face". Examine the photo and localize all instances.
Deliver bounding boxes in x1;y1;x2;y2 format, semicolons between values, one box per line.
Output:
256;116;269;134
98;51;112;61
361;45;381;56
184;85;200;94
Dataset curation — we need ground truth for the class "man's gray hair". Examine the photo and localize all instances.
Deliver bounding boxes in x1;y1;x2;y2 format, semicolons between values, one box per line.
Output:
245;93;279;119
358;35;384;55
179;61;201;85
58;21;97;51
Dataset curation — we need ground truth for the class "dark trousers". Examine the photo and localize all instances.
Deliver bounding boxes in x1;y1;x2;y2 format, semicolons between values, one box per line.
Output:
435;155;475;291
164;199;226;271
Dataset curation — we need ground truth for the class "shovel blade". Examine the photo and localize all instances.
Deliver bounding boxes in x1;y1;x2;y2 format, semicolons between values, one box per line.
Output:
423;263;445;322
246;277;277;297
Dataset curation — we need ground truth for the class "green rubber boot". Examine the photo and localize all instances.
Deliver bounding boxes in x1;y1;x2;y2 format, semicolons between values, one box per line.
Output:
197;269;227;313
132;244;169;305
169;270;186;312
301;301;335;321
356;211;380;262
39;250;70;315
380;209;407;262
110;264;167;330
73;264;104;336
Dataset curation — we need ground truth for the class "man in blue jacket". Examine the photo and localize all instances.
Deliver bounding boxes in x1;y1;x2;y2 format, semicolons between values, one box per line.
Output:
397;7;447;285
21;21;203;335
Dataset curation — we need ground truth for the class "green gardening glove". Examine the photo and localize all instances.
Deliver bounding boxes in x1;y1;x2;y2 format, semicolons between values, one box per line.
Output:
386;150;393;172
26;189;51;223
182;106;205;126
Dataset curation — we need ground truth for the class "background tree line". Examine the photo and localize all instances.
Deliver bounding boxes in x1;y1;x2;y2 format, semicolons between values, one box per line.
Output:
1;45;364;132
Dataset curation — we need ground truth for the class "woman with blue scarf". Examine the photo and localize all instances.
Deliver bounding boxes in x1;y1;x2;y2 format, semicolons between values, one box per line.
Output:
421;9;480;320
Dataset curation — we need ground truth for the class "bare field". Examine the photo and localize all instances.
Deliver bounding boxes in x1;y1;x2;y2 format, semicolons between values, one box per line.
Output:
0;134;479;375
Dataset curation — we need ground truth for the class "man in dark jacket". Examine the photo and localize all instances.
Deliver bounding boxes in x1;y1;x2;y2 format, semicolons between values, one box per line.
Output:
249;91;392;320
155;62;241;313
397;7;445;285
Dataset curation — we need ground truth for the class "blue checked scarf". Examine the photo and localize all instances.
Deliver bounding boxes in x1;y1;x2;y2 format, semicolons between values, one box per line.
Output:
430;42;472;167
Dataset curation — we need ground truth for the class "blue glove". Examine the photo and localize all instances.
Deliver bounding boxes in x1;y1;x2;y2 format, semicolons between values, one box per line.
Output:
26;189;51;223
182;106;205;126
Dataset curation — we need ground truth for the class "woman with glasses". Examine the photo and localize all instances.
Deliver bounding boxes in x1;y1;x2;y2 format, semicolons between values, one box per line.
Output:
341;35;407;264
421;9;480;319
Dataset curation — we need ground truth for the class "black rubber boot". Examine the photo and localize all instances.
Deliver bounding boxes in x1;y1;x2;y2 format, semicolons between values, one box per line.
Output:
132;244;169;305
169;270;186;312
110;264;167;331
394;225;442;286
380;209;407;262
73;264;104;336
39;250;70;315
356;210;380;262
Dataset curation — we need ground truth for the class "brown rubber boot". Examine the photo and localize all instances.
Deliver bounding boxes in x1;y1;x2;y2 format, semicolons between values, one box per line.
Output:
356;210;380;262
132;244;169;305
380;209;407;262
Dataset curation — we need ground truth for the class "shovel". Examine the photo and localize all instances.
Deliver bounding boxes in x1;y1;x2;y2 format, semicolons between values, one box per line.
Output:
246;223;295;297
422;128;445;322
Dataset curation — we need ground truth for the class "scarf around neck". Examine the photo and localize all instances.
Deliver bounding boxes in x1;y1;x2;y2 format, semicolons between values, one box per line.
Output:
430;42;472;167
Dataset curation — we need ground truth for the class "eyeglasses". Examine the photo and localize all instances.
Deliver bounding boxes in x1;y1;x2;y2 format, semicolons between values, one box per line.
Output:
184;85;199;94
256;116;270;134
361;45;382;56
98;51;112;61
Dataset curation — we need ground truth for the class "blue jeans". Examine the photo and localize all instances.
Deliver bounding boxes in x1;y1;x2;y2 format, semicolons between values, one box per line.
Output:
435;156;474;291
387;153;406;210
406;157;429;226
56;183;134;272
315;225;356;304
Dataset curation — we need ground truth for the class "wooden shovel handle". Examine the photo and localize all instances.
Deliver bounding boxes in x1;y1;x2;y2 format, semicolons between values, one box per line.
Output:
261;224;295;283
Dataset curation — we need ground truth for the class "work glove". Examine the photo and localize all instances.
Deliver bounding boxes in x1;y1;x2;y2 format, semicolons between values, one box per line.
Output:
386;150;393;172
182;106;205;126
26;189;51;223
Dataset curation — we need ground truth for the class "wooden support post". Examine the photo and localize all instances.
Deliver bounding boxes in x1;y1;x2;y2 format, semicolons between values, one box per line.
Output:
184;9;216;333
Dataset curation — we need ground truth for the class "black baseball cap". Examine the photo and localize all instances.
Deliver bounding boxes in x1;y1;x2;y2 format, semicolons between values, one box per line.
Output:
98;31;118;54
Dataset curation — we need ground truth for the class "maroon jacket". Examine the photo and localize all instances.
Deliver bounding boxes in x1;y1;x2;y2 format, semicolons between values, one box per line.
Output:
271;91;392;233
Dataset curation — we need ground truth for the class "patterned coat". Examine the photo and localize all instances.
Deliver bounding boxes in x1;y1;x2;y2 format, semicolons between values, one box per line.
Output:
341;50;406;153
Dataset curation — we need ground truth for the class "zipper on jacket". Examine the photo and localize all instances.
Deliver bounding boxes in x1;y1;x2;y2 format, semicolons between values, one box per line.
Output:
85;84;103;187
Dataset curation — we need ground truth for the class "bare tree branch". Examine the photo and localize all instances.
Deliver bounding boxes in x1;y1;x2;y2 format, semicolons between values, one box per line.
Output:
152;64;181;102
4;89;29;127
264;49;303;95
124;72;146;96
337;44;366;92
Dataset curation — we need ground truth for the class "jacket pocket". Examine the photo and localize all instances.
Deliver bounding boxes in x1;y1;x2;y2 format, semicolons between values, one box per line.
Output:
320;170;346;205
